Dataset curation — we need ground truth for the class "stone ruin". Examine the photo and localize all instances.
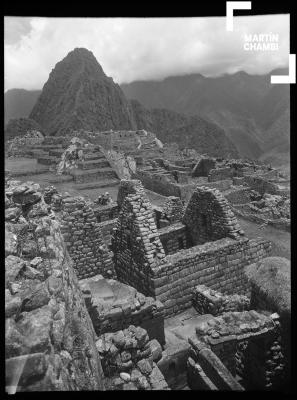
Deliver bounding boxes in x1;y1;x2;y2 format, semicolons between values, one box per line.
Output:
112;180;271;316
5;175;291;392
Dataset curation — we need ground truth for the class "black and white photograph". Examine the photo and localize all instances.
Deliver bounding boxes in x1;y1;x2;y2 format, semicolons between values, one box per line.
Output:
4;3;294;393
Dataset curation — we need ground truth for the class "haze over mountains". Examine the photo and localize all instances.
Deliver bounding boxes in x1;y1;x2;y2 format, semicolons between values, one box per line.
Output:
121;70;290;165
5;48;289;165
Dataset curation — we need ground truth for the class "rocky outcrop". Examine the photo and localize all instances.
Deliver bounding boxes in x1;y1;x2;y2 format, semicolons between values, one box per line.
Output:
5;180;105;392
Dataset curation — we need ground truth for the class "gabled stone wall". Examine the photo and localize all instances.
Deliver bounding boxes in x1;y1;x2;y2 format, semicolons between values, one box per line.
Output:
183;186;245;245
112;180;166;297
112;181;272;319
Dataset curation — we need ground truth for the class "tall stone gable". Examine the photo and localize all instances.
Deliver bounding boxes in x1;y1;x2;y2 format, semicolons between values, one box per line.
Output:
112;180;166;296
183;186;245;245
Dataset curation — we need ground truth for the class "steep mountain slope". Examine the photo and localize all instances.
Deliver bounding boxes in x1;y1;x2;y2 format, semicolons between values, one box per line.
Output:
130;100;238;157
5;89;41;123
29;48;138;135
121;69;290;164
5;117;44;141
22;47;237;158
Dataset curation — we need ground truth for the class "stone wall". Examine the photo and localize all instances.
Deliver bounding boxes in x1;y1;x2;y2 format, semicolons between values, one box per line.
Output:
175;170;189;183
158;223;189;255
256;169;279;180
233;176;246;186
154;237;272;317
135;169;180;198
192;158;216;177
224;187;251;204
193;311;284;390
244;175;281;196
93;204;119;222
187;339;243;390
231;205;291;233
182;186;245;245
96;326;169;390
161;196;184;224
208;167;233;182
112;180;167;297
157;341;191;390
192;285;250;316
98;219;117;246
136;170;233;203
249;282;291;389
79;275;165;345
202;179;233;192
58;196;115;279
112;181;272;319
5;181;105;392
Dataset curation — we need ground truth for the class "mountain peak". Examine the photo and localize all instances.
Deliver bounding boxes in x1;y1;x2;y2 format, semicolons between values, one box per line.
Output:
53;47;105;76
29;48;136;135
64;47;99;63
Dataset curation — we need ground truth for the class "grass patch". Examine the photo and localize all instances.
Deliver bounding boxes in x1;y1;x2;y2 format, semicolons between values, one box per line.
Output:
245;257;290;317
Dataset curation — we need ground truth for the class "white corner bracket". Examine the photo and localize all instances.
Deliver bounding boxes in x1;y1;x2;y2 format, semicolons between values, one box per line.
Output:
226;1;252;31
271;54;296;84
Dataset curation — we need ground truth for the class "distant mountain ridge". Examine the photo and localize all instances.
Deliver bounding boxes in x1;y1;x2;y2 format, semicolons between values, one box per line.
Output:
6;66;289;164
5;88;41;123
121;68;290;165
5;48;238;158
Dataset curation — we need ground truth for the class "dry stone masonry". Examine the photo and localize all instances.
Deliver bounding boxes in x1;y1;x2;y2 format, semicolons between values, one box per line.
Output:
58;196;115;279
192;285;250;315
112;180;272;318
96;326;169;390
182;186;245;244
190;310;285;390
112;180;167;296
79;275;165;345
5;180;105;392
5;159;290;391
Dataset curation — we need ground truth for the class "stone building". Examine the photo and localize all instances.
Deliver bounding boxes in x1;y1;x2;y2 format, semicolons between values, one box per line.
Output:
112;180;272;318
5;175;290;392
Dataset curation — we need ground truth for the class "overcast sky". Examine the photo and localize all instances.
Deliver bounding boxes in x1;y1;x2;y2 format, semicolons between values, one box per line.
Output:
4;15;289;91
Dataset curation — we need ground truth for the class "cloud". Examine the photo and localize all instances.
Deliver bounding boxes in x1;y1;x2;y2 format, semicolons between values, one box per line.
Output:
4;15;290;91
4;17;32;45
